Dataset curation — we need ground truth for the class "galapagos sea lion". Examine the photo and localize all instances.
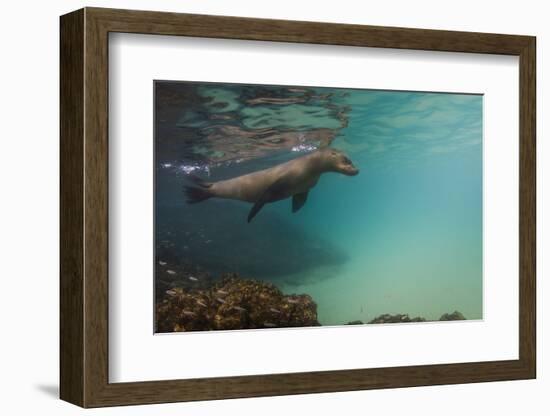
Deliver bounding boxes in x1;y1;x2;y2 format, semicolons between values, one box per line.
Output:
184;148;359;222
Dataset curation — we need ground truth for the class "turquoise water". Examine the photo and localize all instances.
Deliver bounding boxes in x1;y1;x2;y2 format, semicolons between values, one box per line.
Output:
155;82;483;326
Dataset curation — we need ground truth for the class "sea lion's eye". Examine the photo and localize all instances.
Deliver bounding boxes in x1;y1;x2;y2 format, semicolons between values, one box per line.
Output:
342;157;352;165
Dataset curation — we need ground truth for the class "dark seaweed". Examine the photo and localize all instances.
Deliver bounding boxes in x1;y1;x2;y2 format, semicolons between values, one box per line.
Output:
156;273;320;332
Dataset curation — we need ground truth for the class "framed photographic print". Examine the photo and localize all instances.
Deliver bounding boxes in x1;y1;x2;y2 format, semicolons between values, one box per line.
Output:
60;7;536;408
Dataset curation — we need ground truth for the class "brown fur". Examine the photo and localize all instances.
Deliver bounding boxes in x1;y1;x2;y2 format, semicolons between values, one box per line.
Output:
185;148;358;221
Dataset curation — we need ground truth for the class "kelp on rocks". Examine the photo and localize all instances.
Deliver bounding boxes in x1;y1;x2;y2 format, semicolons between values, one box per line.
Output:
156;273;320;332
438;311;467;321
368;313;427;324
347;311;468;325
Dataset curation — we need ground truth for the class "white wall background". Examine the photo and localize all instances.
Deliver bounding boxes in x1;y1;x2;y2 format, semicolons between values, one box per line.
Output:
0;0;545;414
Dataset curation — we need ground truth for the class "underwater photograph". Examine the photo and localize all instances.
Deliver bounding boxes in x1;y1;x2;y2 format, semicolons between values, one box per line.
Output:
154;80;483;333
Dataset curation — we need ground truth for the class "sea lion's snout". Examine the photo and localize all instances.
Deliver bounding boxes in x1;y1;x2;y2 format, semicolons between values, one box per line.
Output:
346;166;360;176
336;153;359;176
341;164;359;176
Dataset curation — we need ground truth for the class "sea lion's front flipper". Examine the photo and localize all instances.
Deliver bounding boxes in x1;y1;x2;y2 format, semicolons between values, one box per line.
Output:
248;200;267;223
247;177;289;223
292;192;309;213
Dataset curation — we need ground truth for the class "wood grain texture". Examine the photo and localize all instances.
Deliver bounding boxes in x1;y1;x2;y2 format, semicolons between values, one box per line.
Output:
89;7;532;54
59;7;537;408
518;38;536;375
59;8;84;407
83;10;110;406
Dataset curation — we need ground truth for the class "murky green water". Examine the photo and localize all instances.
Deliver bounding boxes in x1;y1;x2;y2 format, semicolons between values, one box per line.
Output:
155;81;482;327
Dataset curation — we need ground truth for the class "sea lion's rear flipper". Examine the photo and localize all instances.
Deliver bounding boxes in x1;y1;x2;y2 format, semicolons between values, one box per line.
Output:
247;177;289;223
292;192;309;213
187;174;212;188
184;185;212;204
184;174;214;204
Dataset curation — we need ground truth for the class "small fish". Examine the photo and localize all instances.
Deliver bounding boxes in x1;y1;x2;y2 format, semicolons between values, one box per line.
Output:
188;276;198;281
205;239;212;244
159;261;167;266
232;306;247;312
269;308;281;314
165;289;177;296
286;298;299;304
182;310;196;317
216;297;226;304
216;290;229;296
166;270;177;275
196;300;207;308
263;322;277;328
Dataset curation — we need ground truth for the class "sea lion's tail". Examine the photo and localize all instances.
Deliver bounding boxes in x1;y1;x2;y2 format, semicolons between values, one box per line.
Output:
184;174;213;204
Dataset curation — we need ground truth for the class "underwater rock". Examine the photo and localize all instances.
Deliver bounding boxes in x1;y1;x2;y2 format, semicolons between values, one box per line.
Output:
439;311;466;321
155;273;320;332
346;320;364;325
368;314;426;324
367;311;468;324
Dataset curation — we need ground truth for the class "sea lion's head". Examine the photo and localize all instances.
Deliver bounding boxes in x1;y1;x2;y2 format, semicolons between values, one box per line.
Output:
319;148;359;176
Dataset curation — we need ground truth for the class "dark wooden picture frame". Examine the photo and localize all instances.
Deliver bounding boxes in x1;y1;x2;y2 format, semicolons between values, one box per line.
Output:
60;7;536;408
